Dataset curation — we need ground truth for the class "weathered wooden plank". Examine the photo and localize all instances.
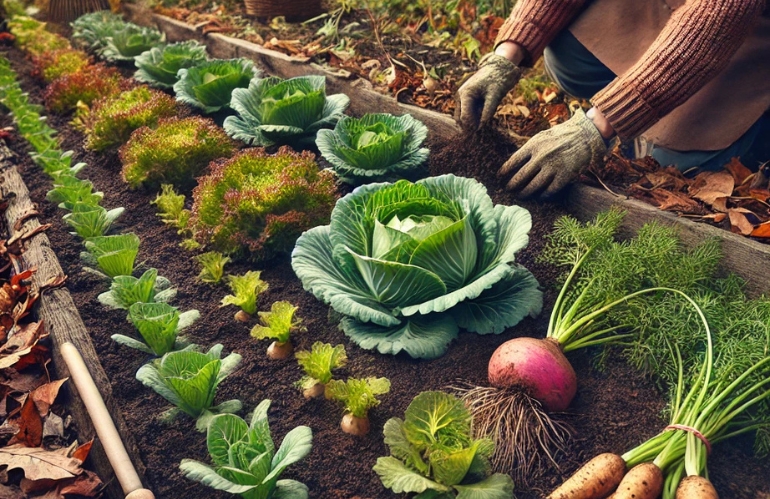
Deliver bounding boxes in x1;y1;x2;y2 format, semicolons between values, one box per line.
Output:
0;143;147;499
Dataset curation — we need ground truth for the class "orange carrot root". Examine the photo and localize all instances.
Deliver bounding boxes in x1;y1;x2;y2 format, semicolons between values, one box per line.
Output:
548;453;626;499
608;463;663;499
675;476;719;499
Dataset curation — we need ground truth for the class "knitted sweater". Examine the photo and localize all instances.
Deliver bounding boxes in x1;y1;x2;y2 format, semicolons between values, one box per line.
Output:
495;0;767;139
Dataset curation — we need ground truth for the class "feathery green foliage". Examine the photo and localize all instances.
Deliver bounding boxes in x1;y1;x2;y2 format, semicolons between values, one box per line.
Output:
327;377;390;419
295;342;347;390
134;40;208;88
221;271;269;316
196;251;230;284
251;301;304;344
82;233;141;278
97;268;177;310
174;58;257;114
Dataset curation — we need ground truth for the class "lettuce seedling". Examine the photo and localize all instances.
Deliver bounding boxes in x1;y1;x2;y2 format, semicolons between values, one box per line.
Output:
195;251;229;285
81;233;140;278
316;113;429;185
374;391;514;498
99;24;165;62
98;268;177;310
113;302;199;356
151;183;192;234
134;40;208;89
224;74;349;147
33;150;86;178
46;176;104;210
250;301;305;360
220;271;268;322
180;399;312;497
136;344;242;431
327;377;390;436
174;58;258;114
295;342;347;399
63;202;124;239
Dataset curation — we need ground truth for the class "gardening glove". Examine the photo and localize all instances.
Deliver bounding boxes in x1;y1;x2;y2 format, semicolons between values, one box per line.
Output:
498;108;607;198
455;53;522;131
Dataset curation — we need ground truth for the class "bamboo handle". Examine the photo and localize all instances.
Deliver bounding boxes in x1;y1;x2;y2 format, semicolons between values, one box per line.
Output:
60;342;155;499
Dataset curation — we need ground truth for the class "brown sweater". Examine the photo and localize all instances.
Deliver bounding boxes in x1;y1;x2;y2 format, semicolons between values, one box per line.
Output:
495;0;767;139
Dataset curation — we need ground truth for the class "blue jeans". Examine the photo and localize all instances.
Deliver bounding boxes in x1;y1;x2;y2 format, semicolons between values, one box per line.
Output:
543;30;770;172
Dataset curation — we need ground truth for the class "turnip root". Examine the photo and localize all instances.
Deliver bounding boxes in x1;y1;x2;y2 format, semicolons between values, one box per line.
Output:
234;310;251;323
302;382;325;399
548;453;626;499
341;413;370;436
266;340;293;360
675;476;719;499
608;463;662;499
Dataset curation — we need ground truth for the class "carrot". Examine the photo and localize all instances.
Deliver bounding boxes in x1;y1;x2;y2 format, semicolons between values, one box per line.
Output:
675;476;719;499
608;463;663;499
548;453;626;499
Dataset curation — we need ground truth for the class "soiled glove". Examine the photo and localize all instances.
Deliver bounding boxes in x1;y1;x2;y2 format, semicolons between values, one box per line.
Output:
498;108;607;198
455;53;522;131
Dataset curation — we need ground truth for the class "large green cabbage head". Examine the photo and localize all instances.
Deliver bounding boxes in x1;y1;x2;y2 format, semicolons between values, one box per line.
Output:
174;58;258;114
291;175;542;359
134;41;208;89
100;24;165;62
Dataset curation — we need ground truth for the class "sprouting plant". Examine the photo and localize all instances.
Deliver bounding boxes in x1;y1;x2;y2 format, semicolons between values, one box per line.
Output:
33;150;86;177
221;271;269;321
99;24;165;62
179;400;312;497
112;302;199;356
224;74;349;147
174;58;258;114
136;344;242;431
190;147;337;261
251;301;305;360
84;86;177;151
134;40;208;89
46;176;103;210
316;113;429;184
151;184;191;232
97;268;177;310
326;377;391;436
33;49;91;83
195;251;230;285
120;116;234;189
81;233;141;278
62;202;124;239
295;342;347;399
44;64;124;114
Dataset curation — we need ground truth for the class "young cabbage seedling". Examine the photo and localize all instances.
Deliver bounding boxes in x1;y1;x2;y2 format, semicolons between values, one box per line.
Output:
326;377;390;436
62;202;124;239
81;233;141;278
295;342;347;399
220;270;268;322
151;184;190;231
97;268;176;310
195;251;230;285
250;301;305;360
112;302;200;357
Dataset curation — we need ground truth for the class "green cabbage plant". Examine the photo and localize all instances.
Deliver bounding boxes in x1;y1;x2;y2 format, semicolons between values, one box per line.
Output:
100;24;165;62
174;58;258;114
71;11;128;52
46;176;103;210
316;113;429;184
112;302;199;356
136;344;242;431
62;202;124;239
81;233;141;278
98;268;177;310
224;75;349;147
291;174;542;359
134;41;208;89
180;399;312;499
374;391;514;498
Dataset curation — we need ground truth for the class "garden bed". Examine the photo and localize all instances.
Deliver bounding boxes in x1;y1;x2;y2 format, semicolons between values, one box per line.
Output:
1;41;770;499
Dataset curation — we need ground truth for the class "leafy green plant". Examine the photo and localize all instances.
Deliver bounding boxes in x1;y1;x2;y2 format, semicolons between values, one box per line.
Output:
295;342;347;399
251;301;304;360
84;86;177;151
62;202;124;239
46;176;103;210
71;11;129;52
316;113;429;184
99;24;165;62
291;174;542;359
8;16;70;56
82;233;141;278
196;251;230;284
151;184;192;232
43;64;124;114
327;377;390;436
221;271;268;321
174;58;257;114
136;344;242;431
120;116;234;188
97;268;177;310
224;75;349;147
33;49;91;83
374;391;514;498
134;40;208;89
180;399;312;498
112;302;199;356
190;147;337;260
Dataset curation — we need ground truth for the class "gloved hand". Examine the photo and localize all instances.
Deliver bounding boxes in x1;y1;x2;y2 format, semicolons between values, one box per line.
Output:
498;108;608;198
455;53;522;131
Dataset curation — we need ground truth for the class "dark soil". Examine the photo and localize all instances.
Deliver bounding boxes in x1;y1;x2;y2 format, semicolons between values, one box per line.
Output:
2;43;769;499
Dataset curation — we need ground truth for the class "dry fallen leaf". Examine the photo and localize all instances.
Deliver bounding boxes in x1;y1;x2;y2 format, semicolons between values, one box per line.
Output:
648;188;703;213
8;397;42;447
728;209;755;235
30;379;67;417
724;157;753;185
0;445;83;481
689;170;735;206
750;221;770;238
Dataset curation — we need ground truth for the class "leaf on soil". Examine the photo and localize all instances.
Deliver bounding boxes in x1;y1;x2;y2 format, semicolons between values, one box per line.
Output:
0;445;83;481
70;440;93;463
689;170;735;206
57;470;102;497
648;188;703;213
724;157;753;185
0;322;48;370
8;397;43;447
701;213;728;223
750;221;770;238
728;209;755;235
30;379;67;417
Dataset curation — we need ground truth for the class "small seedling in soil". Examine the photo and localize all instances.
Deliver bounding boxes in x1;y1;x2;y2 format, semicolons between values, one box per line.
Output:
97;268;176;310
151;184;190;230
113;302;200;357
220;270;268;322
250;301;305;360
81;233;140;278
295;342;347;399
326;377;390;436
195;251;230;285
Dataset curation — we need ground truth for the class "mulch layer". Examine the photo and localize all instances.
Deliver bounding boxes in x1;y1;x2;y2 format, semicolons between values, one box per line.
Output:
1;43;769;499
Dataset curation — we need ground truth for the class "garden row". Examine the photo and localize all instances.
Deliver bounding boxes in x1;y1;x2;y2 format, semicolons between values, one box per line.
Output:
2;7;770;499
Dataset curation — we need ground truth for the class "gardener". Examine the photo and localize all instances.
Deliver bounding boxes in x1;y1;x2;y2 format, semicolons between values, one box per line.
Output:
456;0;770;198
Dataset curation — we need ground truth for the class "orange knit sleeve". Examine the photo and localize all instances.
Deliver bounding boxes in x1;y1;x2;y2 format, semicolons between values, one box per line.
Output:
592;0;766;140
